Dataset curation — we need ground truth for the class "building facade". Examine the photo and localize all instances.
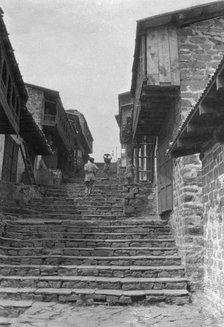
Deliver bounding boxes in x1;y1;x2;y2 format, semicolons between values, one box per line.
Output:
67;109;93;170
170;56;224;314
26;84;75;176
0;9;51;185
117;1;224;291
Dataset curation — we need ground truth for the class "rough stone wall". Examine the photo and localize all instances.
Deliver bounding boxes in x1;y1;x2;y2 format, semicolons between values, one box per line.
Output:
122;182;157;217
159;16;224;289
171;155;203;290
0;181;42;235
202;143;224;314
26;86;44;128
178;17;224;122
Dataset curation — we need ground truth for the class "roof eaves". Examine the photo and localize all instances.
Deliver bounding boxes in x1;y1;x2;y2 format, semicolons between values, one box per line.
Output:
169;55;224;154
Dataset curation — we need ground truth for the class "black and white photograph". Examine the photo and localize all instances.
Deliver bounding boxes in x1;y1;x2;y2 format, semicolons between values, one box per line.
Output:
0;0;224;326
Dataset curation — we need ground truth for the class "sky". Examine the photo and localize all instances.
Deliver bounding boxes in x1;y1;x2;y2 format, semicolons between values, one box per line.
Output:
0;0;219;161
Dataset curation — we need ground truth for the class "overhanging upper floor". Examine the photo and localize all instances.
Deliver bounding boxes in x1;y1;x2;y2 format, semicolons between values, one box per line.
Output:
133;82;180;137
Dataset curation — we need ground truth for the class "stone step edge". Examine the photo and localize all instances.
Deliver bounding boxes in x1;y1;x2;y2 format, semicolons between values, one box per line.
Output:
5;220;165;227
0;275;187;283
6;215;160;223
4;231;172;236
8;214;125;219
0;254;181;260
0;264;185;271
0;246;177;251
0;237;175;243
0;287;189;297
0;299;33;308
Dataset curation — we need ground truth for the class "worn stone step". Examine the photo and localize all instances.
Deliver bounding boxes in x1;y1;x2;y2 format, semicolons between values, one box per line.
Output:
5;218;165;227
31;203;123;210
9;214;125;221
0;254;182;266
0;264;186;278
5;224;172;234
6;219;171;234
34;196;122;203
0;245;178;256
0;299;33;318
0;287;189;305
14;213;125;219
3;231;173;240
0;275;187;290
44;191;122;197
0;236;176;248
31;203;123;209
5;217;163;226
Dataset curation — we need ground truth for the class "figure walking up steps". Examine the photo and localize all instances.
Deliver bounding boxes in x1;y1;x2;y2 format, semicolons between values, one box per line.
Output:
84;157;99;196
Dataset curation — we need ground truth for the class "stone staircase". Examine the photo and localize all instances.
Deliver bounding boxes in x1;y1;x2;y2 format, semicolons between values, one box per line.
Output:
0;177;190;322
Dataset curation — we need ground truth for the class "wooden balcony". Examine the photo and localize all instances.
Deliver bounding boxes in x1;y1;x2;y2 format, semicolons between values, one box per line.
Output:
133;81;179;137
42;101;74;153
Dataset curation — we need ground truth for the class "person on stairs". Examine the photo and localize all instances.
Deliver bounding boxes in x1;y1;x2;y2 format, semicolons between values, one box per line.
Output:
84;157;99;196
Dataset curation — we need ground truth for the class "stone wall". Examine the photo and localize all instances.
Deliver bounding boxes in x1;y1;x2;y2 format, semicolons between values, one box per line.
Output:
171;155;203;290
0;181;42;235
178;17;224;122
122;182;157;217
158;16;224;289
26;86;44;127
202;142;224;314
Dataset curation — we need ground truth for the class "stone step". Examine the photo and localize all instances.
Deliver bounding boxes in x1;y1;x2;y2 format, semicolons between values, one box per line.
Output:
0;254;182;266
0;236;176;248
0;245;178;256
5;226;172;238
0;264;186;278
0;287;189;305
5;218;164;227
3;230;172;239
33;197;122;203
0;275;187;290
0;299;33;318
10;213;126;220
44;191;123;197
27;208;124;215
33;196;122;202
31;202;123;208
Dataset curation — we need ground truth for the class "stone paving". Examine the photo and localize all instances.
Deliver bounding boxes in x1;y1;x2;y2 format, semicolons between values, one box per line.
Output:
2;299;224;327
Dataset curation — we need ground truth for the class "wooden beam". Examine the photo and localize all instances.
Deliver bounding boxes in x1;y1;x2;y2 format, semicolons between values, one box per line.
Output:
198;103;221;117
171;146;201;158
216;76;224;91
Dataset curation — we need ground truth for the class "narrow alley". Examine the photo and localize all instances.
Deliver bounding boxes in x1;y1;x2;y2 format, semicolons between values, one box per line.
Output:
1;1;224;326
